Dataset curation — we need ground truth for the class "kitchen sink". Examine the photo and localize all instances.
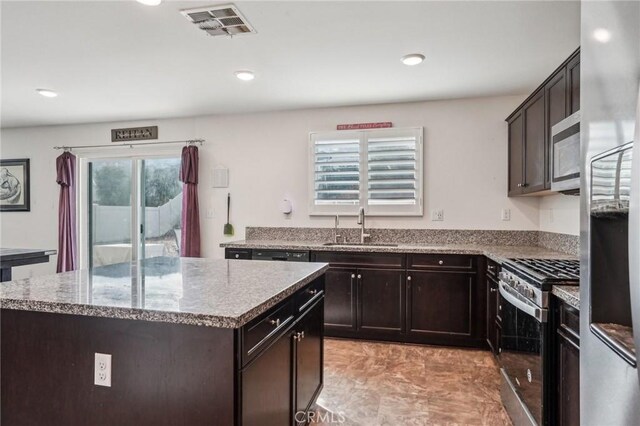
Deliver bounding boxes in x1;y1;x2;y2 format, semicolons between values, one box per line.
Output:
322;242;398;247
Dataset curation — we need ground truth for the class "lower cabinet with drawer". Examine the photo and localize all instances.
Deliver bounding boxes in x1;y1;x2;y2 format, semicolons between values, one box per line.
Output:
552;296;580;426
312;251;484;347
240;278;324;426
406;255;484;347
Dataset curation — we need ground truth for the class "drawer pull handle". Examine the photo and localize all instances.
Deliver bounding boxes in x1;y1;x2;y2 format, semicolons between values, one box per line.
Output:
235;254;240;259
407;276;412;281
351;274;356;279
308;289;318;295
294;331;304;342
269;318;281;327
438;260;444;265
357;274;362;279
490;288;497;293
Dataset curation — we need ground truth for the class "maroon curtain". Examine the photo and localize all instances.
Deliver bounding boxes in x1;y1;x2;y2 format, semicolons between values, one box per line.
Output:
56;152;77;272
179;146;201;257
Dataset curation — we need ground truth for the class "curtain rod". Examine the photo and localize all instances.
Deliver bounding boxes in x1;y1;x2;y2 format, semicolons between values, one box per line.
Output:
53;139;205;151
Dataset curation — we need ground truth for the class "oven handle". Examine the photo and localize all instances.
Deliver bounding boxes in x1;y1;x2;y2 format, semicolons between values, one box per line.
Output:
499;281;547;323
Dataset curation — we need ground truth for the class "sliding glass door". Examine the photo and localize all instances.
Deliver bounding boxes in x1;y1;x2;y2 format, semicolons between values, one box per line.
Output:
140;158;182;262
87;156;182;268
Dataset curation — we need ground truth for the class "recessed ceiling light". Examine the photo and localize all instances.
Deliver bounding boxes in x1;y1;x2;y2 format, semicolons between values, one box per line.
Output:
36;89;58;98
136;0;162;6
401;53;425;66
235;71;255;81
593;28;612;43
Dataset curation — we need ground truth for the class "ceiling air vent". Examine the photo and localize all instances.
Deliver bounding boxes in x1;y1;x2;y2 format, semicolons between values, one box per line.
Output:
181;4;256;37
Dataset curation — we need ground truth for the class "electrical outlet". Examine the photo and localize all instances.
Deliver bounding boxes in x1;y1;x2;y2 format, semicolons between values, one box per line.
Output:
94;353;112;387
501;208;511;221
431;209;444;221
206;209;214;219
549;208;555;223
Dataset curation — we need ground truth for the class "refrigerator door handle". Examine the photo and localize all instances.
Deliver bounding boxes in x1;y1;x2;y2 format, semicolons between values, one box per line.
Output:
630;86;640;377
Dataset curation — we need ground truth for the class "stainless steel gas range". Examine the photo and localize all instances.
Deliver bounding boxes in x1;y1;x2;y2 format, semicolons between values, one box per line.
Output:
497;258;580;426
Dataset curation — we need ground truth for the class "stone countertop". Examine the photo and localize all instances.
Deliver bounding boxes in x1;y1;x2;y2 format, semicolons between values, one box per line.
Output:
552;285;580;310
0;256;329;329
221;240;577;264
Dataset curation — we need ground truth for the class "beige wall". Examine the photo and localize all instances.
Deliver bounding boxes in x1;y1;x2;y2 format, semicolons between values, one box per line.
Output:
539;193;580;235
0;95;578;279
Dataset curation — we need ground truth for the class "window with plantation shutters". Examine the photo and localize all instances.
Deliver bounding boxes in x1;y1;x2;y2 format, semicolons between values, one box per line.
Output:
309;127;423;216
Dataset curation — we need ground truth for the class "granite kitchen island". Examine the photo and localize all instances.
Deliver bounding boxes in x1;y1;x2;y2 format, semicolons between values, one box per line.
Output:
1;256;328;426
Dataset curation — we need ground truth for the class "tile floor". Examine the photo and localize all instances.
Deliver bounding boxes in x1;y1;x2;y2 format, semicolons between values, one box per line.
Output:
315;339;512;426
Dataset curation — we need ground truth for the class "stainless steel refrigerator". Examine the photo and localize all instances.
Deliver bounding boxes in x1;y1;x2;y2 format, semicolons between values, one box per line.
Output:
581;1;640;424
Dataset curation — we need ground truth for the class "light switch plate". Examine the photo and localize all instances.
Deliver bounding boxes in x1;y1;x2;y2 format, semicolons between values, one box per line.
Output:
94;353;112;387
501;208;511;221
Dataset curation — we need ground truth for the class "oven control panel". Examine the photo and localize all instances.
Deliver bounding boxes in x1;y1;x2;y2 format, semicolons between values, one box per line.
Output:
498;271;548;308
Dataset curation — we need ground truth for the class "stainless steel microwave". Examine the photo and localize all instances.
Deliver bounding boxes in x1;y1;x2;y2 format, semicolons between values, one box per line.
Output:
551;111;581;192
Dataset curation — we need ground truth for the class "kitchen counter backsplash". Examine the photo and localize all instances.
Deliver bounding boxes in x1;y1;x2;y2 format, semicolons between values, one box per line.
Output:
538;231;579;257
244;227;579;256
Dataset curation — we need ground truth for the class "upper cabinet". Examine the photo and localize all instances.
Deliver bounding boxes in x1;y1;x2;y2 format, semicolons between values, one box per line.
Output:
507;48;580;197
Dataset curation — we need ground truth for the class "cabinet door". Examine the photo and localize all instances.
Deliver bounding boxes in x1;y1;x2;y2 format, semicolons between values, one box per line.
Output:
486;275;499;354
567;53;580;114
406;271;474;344
508;112;525;196
294;300;324;425
241;328;294;426
523;90;547;193
557;332;580;426
358;269;405;336
323;267;357;332
545;68;568;186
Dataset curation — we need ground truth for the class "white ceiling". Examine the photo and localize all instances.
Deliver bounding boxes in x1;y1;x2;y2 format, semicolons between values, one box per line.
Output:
1;1;580;128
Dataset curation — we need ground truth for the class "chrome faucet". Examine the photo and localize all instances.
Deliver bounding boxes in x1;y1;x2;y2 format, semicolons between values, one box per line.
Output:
357;207;370;243
333;215;342;244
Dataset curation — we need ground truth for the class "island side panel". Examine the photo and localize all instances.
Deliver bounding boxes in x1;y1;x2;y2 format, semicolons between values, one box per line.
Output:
1;310;236;426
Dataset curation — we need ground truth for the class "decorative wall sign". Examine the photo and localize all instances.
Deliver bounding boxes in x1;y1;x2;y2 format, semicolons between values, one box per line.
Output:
0;158;30;212
111;126;158;142
337;122;392;130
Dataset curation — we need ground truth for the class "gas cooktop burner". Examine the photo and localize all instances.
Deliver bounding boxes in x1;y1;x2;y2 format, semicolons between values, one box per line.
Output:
502;258;580;287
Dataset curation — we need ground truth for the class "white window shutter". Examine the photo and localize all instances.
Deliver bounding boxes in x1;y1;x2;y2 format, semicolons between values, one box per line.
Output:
309;127;423;216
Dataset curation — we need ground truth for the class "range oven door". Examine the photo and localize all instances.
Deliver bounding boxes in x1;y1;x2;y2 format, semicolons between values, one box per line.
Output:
498;281;548;426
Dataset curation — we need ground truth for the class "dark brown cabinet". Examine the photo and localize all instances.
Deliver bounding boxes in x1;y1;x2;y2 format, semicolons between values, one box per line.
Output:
314;251;484;347
508;112;525;195
567;53;580;115
486;260;500;355
358;268;405;336
240;281;325;426
323;267;357;332
241;327;294;426
406;270;476;346
523;90;547;193
552;297;580;426
507;48;580;197
294;299;324;425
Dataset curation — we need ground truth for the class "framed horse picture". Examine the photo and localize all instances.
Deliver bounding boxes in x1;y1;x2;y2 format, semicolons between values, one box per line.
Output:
0;159;30;212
